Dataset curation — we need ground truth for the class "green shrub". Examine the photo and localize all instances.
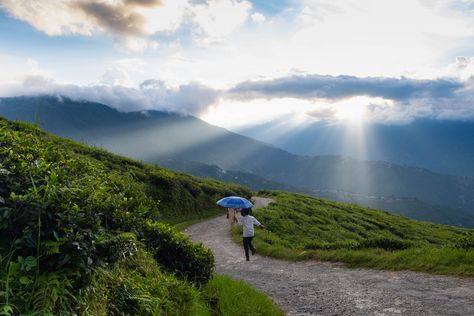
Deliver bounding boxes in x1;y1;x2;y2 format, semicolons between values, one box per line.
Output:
141;221;214;285
0;124;159;276
304;240;359;250
76;249;200;316
455;234;474;249
202;275;285;316
96;233;139;264
359;237;412;251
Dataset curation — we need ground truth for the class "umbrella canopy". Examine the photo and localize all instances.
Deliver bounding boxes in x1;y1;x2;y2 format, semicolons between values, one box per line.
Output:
216;196;253;209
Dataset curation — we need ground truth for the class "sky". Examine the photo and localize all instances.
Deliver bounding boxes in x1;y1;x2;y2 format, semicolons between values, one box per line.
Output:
1;0;474;129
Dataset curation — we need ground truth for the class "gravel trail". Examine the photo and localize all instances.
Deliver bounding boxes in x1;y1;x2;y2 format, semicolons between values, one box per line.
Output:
185;197;474;315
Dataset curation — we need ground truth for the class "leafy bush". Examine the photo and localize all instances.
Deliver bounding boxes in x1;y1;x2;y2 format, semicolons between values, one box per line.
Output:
359;237;412;251
202;275;285;316
96;233;139;264
304;241;359;250
75;249;201;316
0;124;158;275
455;234;474;249
141;221;214;285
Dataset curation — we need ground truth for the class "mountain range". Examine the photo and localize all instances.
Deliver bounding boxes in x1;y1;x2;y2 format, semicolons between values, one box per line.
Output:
238;119;474;177
1;95;473;227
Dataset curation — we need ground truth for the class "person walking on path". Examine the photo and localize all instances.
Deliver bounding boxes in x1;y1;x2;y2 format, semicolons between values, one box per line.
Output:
237;208;265;261
227;208;238;226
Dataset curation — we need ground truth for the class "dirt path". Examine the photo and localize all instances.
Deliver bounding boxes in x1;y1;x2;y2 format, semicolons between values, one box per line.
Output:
185;197;474;315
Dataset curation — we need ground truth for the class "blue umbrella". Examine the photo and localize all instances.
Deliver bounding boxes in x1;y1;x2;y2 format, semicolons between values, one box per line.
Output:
217;196;253;209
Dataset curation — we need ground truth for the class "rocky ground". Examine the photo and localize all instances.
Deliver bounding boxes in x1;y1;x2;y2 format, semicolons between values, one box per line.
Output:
186;197;474;315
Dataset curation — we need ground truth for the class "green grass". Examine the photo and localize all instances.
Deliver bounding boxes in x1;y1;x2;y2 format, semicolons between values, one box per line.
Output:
76;249;283;316
232;191;474;277
202;275;285;316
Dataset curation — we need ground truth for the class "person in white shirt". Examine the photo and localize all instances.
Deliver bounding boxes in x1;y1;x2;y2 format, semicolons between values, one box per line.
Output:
237;208;265;261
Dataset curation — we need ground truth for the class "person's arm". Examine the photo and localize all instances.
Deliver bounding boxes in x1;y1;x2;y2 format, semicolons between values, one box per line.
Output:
253;217;265;229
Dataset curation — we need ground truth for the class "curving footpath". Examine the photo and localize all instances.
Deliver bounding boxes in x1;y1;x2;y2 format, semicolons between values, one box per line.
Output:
185;197;474;316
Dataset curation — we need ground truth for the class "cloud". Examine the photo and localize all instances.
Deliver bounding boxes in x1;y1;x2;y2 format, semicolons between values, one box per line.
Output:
251;12;266;23
100;68;133;86
0;0;183;51
225;74;474;124
2;71;474;125
72;1;151;37
0;0;254;50
1;75;220;115
0;0;165;36
228;74;463;101
190;0;252;43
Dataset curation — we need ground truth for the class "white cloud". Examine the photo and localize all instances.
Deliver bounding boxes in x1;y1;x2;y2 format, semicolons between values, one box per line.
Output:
0;0;94;36
0;56;53;85
189;0;252;43
0;0;186;52
0;75;220;115
286;0;474;78
117;37;160;52
120;0;474;88
100;68;133;86
251;12;266;23
0;0;257;51
0;0;181;36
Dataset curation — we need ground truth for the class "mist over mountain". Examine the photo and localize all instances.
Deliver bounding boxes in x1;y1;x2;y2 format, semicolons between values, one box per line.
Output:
1;95;474;227
237;119;474;177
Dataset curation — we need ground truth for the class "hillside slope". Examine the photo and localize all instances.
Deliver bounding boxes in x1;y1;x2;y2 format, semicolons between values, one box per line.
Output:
242;191;474;276
0;117;271;315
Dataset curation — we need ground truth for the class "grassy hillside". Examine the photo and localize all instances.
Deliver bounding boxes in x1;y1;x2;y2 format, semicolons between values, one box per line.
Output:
1;115;251;221
235;191;474;276
0;117;282;315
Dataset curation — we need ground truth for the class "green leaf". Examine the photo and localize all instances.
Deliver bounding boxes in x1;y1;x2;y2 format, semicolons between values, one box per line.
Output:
0;304;14;316
24;256;37;271
19;276;31;285
7;261;19;275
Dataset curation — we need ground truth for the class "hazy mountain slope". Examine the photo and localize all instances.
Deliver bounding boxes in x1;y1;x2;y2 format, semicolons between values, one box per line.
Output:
238;119;474;176
157;159;296;191
1;95;474;227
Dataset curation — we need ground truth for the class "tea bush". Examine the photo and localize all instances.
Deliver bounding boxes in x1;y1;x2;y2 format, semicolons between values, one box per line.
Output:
359;237;412;251
75;249;201;316
455;233;474;249
141;221;214;285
